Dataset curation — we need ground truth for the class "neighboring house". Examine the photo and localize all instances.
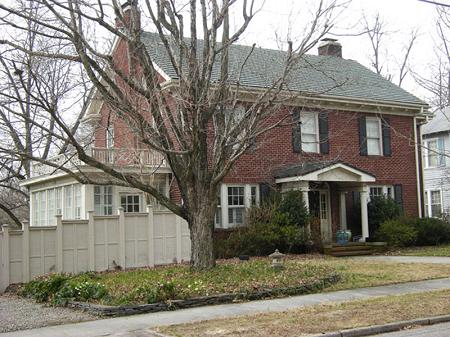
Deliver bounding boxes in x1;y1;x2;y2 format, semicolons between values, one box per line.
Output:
21;4;430;243
422;107;450;218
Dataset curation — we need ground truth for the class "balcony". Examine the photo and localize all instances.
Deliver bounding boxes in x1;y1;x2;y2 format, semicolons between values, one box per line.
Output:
30;147;168;178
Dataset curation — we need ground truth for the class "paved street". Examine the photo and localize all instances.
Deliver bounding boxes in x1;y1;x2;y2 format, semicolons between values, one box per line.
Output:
375;321;450;336
2;277;450;337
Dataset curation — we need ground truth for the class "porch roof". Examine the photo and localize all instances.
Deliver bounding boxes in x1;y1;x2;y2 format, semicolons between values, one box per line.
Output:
274;161;376;184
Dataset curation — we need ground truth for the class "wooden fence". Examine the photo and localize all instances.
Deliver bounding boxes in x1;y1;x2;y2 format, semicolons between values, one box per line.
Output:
0;206;191;293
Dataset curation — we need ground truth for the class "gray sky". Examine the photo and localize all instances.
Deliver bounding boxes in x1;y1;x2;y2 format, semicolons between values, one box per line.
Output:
238;0;447;103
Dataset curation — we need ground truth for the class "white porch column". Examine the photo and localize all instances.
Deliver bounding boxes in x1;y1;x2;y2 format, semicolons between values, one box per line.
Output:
360;187;369;242
301;187;310;235
339;192;347;231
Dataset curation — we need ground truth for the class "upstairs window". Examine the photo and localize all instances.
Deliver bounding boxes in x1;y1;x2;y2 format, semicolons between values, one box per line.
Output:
424;137;445;168
106;127;114;149
300;112;319;153
366;117;382;155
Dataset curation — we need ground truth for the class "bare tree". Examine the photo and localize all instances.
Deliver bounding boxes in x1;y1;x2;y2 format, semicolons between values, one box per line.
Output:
413;5;449;110
361;12;417;87
0;0;89;226
0;0;346;268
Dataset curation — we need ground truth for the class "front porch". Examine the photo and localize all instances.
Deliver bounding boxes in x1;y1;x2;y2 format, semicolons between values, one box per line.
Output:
275;161;377;244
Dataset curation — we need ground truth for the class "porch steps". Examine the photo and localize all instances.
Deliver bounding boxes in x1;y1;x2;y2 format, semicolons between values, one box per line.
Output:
323;242;387;257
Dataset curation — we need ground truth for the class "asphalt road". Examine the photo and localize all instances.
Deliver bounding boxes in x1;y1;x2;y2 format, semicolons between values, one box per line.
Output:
375;322;450;336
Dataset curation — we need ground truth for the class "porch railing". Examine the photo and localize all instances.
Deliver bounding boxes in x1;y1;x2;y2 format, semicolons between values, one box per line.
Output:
30;147;168;177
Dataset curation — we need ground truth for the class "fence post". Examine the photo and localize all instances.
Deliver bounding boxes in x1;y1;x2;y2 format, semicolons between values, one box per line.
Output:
55;215;63;272
1;225;10;293
118;207;125;269
146;205;154;267
22;220;30;283
87;211;95;271
176;216;182;263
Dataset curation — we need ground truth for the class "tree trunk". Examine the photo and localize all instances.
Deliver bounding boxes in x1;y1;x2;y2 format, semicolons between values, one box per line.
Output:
188;203;216;269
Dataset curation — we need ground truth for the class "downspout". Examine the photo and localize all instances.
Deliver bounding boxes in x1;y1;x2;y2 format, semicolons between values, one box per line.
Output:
414;111;425;218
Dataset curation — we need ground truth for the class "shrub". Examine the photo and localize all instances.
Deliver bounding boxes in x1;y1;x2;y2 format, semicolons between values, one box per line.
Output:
375;217;418;247
21;273;69;302
414;217;450;246
54;279;107;305
368;196;401;236
277;190;310;227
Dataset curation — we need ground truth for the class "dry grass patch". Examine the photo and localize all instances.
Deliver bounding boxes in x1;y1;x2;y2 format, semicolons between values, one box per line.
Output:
388;244;450;257
159;290;450;337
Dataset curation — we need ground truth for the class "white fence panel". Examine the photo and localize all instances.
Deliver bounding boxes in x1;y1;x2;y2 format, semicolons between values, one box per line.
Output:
0;208;191;293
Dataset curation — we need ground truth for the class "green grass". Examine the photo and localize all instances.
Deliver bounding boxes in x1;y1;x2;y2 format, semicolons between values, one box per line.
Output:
19;255;450;306
389;244;450;257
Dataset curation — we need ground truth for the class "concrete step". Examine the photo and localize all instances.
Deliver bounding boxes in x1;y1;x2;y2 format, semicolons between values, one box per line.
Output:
331;250;373;257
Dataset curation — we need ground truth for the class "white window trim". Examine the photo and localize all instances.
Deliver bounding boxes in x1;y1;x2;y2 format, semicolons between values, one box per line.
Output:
217;184;259;229
120;193;143;213
366;116;383;156
30;183;84;226
423;137;445;169
94;185;114;216
369;185;394;200
300;111;320;153
424;188;443;218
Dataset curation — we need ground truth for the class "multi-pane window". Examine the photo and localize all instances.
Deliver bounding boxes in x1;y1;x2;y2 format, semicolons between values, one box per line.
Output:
366;117;381;155
64;185;73;219
106;127;114;149
228;186;245;226
424;138;445;168
31;184;81;226
369;186;394;199
74;185;82;219
214;192;222;227
424;190;443;218
300;112;318;153
94;186;113;215
121;194;141;213
251;186;257;206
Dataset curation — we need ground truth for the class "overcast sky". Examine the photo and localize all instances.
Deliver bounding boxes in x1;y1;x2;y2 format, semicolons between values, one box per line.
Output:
236;0;448;103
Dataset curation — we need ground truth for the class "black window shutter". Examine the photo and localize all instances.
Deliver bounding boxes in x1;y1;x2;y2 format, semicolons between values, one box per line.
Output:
359;116;368;156
259;183;271;204
382;118;392;157
319;112;329;154
394;184;404;213
292;110;302;153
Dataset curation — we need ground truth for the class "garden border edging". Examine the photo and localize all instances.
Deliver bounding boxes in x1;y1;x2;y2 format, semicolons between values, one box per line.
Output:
68;273;341;316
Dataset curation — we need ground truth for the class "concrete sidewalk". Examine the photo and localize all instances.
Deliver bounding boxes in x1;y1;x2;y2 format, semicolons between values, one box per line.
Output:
351;255;450;264
3;277;450;337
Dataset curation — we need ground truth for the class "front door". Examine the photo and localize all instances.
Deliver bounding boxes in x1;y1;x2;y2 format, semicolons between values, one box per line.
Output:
319;191;332;243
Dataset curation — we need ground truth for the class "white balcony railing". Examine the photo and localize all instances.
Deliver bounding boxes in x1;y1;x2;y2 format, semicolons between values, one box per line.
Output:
30;147;168;178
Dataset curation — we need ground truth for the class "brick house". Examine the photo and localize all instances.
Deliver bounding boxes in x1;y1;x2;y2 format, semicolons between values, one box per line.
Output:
21;4;430;244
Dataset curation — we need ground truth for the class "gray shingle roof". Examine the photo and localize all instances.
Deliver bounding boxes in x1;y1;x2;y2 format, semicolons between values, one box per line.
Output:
422;107;450;135
274;160;376;179
141;31;426;107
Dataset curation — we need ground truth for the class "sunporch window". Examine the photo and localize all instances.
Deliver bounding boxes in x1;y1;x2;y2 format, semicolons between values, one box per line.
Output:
94;186;113;215
120;194;141;213
228;186;245;226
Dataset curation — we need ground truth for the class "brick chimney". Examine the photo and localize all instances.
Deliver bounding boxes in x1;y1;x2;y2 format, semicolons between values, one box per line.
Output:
318;38;342;57
116;0;141;33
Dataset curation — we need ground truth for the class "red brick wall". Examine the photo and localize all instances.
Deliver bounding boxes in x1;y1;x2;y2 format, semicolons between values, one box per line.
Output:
224;109;419;218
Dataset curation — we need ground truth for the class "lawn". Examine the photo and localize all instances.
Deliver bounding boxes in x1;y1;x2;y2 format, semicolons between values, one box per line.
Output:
20;255;450;306
158;289;450;337
389;244;450;257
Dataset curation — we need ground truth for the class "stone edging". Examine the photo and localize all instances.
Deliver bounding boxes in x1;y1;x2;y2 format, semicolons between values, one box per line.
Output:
68;273;340;317
308;315;450;337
